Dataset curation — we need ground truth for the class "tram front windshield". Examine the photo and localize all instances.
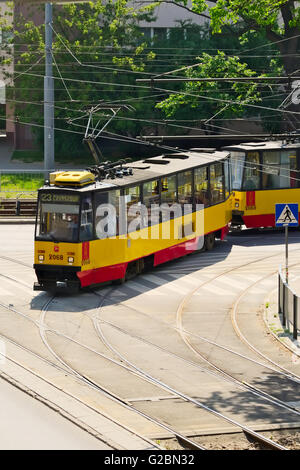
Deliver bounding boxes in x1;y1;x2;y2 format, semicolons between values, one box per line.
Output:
230;151;245;190
36;197;80;242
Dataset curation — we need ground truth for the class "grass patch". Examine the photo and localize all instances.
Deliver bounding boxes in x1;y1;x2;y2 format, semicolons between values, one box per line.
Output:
0;173;44;198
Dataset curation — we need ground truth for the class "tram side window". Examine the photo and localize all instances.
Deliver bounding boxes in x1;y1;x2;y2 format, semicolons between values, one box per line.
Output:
230;152;245;190
210;163;225;204
280;150;297;188
194;166;209;207
178;171;193;212
161;174;178;220
242;152;260;190
143;179;160;226
80;195;93;241
262;151;281;189
95;189;120;239
124;185;141;233
224;158;231;199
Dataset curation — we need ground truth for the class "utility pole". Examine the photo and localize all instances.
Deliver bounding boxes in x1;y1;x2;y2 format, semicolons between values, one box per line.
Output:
44;3;54;172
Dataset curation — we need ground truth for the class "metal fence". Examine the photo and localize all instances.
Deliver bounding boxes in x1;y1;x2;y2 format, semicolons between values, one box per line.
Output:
278;265;300;339
0;170;47;199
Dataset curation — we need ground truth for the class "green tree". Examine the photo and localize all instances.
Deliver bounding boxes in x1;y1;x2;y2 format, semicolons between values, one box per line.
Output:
156;51;262;117
149;1;299;131
153;0;300;76
1;1;157;160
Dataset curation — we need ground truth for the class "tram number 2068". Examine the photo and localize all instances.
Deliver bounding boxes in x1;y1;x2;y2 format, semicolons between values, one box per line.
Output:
49;254;64;261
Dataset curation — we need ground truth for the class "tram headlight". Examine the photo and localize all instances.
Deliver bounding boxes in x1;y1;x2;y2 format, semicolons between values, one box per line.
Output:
68;256;74;263
38;255;44;261
235;202;239;208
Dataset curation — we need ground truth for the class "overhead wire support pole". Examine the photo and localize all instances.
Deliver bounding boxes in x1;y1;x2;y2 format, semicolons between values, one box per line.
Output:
44;3;55;173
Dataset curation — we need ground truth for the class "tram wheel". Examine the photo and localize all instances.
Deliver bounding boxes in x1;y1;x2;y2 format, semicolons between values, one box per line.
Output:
204;233;215;251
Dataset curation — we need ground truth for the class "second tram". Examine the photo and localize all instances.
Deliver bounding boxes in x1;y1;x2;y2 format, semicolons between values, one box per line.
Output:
224;141;300;228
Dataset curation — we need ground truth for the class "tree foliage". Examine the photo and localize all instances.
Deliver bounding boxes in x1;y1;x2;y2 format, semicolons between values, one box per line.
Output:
156;51;262;118
1;1;158;159
154;0;300;75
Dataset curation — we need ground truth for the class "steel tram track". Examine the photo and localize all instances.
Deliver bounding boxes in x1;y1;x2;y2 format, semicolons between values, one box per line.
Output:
0;294;206;450
101;248;300;383
0;255;32;269
0;286;288;450
174;248;300;381
0;246;299;449
91;292;300;415
91;290;289;450
38;295;207;450
87;249;300;448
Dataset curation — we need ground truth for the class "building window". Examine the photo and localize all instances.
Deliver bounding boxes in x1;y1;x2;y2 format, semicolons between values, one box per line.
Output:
140;28;151;40
153;28;168;41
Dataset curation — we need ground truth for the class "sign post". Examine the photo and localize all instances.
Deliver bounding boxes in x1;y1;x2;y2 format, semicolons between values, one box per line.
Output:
275;203;299;284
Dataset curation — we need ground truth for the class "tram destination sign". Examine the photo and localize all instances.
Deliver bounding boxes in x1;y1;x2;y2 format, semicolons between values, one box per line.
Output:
275;203;299;227
40;192;80;203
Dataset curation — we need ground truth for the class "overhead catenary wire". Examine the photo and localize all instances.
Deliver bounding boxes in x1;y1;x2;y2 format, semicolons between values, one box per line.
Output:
147;85;300;117
51;50;73;102
49;24;154;77
4;112;300;183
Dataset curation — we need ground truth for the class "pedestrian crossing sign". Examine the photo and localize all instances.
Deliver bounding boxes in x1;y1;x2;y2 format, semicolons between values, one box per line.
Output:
275;203;299;227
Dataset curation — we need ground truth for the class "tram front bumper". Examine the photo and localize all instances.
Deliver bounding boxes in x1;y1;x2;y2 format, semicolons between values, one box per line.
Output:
33;264;81;292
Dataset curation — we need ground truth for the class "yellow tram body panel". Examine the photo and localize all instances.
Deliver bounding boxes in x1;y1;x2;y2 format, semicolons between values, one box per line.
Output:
34;197;232;271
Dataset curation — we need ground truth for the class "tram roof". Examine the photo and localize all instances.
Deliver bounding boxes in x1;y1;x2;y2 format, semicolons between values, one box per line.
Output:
223;140;300;152
40;150;229;193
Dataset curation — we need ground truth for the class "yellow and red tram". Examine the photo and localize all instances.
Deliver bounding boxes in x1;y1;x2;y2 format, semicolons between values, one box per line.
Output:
34;150;232;292
224;141;300;229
